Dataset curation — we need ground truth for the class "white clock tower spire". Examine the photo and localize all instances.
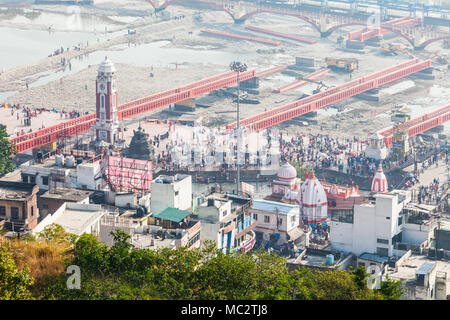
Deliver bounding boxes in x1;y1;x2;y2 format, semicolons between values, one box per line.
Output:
95;56;119;144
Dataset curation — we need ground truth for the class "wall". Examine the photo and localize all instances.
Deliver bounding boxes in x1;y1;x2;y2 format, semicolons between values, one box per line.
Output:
436;229;450;250
330;220;353;253
197;205;220;223
352;203;377;255
32;202;68;235
0;185;39;231
199;221;220;244
403;223;434;245
151;175;192;215
39;195;89;220
115;193;137;209
77;163;101;190
375;195;397;256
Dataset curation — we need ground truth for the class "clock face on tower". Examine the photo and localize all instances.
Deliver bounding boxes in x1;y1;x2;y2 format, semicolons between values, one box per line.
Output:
99;83;105;91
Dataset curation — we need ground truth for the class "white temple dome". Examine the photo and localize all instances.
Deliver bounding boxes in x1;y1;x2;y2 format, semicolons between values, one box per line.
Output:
371;164;388;193
297;171;328;225
98;56;116;73
277;162;297;180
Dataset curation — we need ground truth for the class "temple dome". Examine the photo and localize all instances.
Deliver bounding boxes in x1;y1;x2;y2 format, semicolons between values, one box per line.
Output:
297;171;328;225
371;164;388;193
277;162;297;180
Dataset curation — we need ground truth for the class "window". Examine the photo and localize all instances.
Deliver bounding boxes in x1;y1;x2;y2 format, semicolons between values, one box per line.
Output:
290;215;296;222
30;176;36;184
101;95;105;109
11;207;19;220
264;215;270;223
42;204;49;210
42;176;49;186
22;175;28;183
377;238;389;245
253;213;258;221
386;217;391;220
398;216;403;226
277;218;283;226
30;206;34;217
331;209;354;224
0;206;5;216
175;191;179;196
376;247;389;257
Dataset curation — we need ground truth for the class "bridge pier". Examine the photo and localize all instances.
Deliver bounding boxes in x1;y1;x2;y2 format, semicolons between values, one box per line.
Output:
320;31;332;38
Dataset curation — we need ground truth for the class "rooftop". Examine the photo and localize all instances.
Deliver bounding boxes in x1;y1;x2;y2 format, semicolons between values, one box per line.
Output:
40;188;93;201
153;173;190;184
416;262;436;275
52;203;105;235
153;207;191;223
359;252;390;264
252;199;299;214
0;181;37;200
387;255;450;293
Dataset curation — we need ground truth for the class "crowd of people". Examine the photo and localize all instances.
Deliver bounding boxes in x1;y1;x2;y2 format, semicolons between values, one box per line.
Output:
0;103;90;136
279;132;372;175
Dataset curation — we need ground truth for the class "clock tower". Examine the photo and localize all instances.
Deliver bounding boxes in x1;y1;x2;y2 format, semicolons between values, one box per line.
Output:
95;57;119;144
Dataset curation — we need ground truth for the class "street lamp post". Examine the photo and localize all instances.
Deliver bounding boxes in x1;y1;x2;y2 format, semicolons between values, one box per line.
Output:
230;61;247;195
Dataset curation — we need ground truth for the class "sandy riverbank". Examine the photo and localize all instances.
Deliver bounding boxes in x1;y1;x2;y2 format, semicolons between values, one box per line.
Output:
1;2;450;142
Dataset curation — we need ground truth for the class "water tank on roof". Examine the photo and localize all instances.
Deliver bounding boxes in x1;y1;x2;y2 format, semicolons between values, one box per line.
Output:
325;254;334;265
55;154;64;167
65;155;75;168
136;206;148;218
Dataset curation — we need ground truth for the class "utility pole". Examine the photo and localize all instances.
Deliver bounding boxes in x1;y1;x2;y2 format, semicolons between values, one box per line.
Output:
230;61;247;195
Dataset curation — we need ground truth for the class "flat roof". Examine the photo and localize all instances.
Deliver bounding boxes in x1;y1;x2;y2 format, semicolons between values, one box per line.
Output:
54;205;104;235
41;188;93;201
252;199;298;214
387;255;450;292
416;262;436;275
0;181;36;200
153;207;190;223
359;253;390;263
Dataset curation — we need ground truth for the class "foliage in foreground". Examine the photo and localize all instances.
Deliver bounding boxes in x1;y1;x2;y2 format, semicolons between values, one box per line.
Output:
0;124;16;176
1;228;403;300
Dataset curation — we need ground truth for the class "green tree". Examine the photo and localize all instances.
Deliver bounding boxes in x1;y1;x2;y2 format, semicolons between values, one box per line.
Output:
0;247;34;300
0;125;16;177
38;224;78;244
377;275;403;300
71;233;108;277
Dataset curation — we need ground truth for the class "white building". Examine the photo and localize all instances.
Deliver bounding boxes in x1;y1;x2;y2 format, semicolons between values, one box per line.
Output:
252;199;302;244
150;174;192;215
271;162;301;198
20;156;103;192
196;193;256;252
331;190;410;256
197;196;233;246
32;203;105;236
331;188;439;257
364;132;388;160
387;254;449;300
